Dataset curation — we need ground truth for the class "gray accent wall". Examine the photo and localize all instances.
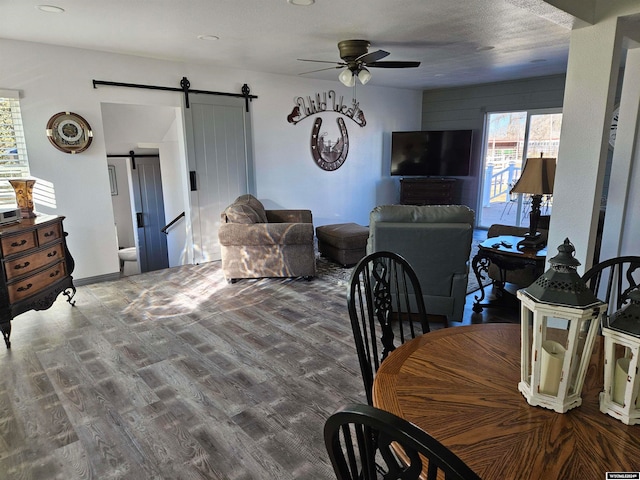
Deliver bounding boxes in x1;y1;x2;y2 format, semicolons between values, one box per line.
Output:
421;74;566;216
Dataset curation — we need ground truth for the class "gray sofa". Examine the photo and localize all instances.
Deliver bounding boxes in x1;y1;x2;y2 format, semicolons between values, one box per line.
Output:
218;194;316;282
367;204;475;323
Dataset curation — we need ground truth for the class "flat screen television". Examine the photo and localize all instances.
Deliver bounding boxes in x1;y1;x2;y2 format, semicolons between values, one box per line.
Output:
390;130;473;176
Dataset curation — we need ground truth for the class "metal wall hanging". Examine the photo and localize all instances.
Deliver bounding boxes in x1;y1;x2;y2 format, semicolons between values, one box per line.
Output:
311;118;349;171
287;90;366;171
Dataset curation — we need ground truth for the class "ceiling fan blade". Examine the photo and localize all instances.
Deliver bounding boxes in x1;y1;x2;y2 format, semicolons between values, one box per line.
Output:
356;49;390;64
367;61;421;68
297;58;345;65
299;65;345;75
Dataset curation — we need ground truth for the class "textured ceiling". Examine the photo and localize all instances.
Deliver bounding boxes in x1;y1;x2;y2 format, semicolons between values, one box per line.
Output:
0;0;584;90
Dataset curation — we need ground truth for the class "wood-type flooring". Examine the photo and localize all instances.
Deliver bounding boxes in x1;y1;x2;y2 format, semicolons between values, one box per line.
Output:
0;257;517;480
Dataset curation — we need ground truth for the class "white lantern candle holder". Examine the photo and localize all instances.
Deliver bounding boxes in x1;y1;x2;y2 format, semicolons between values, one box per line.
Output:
600;288;640;425
517;239;607;413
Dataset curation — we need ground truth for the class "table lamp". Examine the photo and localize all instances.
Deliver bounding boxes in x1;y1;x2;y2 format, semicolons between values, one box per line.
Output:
510;155;556;250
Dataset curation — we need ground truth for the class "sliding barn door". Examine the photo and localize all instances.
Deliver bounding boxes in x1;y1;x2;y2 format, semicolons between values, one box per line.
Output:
184;94;255;264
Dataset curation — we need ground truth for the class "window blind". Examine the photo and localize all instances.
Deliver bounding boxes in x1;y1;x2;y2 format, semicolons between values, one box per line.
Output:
0;90;30;207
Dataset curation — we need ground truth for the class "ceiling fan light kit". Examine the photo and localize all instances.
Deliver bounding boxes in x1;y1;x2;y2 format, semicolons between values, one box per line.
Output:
299;39;420;86
339;69;355;87
357;67;371;85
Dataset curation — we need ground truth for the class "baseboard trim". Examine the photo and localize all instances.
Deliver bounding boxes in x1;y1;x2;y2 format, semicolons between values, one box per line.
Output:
74;272;121;286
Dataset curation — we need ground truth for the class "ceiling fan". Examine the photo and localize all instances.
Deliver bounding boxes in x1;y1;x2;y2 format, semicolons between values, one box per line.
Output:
298;39;421;86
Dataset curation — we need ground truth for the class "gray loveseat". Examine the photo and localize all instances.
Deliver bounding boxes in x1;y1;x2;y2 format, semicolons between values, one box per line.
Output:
367;204;475;323
218;194;316;282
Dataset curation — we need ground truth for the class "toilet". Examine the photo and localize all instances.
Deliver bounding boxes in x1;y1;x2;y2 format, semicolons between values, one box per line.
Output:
118;246;139;276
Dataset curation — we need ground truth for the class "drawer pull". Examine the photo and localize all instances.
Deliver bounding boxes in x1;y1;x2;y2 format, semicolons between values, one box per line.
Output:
47;250;58;257
44;231;55;238
17;283;33;292
11;239;27;247
14;261;30;270
49;270;60;278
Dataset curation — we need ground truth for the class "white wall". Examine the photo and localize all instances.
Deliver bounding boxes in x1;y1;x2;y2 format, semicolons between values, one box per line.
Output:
0;39;422;282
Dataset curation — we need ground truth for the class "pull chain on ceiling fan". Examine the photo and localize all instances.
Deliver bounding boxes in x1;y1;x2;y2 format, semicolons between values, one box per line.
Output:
298;39;421;86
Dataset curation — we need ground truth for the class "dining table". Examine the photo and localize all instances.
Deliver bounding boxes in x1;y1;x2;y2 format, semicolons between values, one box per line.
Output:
372;323;640;480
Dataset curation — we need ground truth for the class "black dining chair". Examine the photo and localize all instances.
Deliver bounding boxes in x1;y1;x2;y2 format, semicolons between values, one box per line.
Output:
582;255;640;317
347;251;430;405
324;403;481;480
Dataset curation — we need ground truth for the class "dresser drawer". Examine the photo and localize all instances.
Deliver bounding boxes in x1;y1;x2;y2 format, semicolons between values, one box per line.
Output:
8;260;67;303
37;222;62;245
3;242;64;281
0;231;38;256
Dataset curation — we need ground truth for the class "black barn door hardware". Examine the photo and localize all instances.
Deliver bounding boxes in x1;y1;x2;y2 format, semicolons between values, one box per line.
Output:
93;77;257;112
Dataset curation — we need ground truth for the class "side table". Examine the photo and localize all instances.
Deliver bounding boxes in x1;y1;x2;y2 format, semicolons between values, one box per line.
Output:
471;235;546;313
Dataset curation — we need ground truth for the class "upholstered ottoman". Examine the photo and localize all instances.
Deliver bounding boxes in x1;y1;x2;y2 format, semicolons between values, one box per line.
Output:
316;223;369;267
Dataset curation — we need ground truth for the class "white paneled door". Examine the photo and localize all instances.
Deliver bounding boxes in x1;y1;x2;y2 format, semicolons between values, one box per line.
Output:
184;94;255;264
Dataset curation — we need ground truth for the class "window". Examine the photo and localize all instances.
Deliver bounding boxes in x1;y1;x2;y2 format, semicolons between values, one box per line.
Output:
0;90;30;207
478;109;562;228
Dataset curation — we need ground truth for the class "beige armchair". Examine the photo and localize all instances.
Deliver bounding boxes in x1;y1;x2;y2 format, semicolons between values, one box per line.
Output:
367;204;475;323
218;195;316;282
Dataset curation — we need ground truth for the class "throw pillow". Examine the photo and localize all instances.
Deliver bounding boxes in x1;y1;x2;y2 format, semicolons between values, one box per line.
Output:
234;194;268;223
223;203;262;224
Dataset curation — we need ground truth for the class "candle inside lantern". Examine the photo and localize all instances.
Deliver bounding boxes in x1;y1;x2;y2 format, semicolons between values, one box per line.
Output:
612;357;640;407
540;340;565;395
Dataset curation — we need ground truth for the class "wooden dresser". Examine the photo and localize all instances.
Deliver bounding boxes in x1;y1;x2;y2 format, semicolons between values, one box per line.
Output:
0;214;75;348
399;178;456;205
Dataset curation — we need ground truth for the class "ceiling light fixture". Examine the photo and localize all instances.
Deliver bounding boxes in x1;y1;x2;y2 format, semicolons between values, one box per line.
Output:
36;4;65;13
339;66;374;87
288;0;315;5
197;35;220;41
338;69;355;87
357;67;371;85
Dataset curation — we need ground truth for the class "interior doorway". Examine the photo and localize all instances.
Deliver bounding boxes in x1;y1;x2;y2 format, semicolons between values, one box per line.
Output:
101;102;186;276
477;109;562;229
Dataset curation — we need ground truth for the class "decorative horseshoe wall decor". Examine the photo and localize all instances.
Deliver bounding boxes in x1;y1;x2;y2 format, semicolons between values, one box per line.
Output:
311;118;349;171
287;90;366;171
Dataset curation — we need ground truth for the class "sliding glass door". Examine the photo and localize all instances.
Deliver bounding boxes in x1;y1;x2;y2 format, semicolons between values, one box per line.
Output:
477;109;562;229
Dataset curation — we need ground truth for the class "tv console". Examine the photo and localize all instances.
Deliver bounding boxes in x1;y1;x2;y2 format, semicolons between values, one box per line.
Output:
400;178;456;205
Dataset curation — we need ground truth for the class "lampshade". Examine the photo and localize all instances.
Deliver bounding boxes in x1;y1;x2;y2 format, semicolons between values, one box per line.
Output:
357;67;372;85
338;69;355;87
510;156;556;195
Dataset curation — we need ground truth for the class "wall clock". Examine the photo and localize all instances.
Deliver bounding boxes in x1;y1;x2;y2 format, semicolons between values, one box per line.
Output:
609;105;619;148
46;111;93;154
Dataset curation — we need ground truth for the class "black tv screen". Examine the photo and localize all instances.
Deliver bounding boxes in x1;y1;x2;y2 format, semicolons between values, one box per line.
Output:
390;130;473;176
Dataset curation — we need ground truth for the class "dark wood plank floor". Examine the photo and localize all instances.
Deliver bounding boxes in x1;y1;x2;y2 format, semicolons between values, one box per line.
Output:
0;253;518;479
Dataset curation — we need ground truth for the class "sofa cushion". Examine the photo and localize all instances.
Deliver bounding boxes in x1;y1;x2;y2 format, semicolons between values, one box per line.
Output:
370;204;474;225
218;222;314;246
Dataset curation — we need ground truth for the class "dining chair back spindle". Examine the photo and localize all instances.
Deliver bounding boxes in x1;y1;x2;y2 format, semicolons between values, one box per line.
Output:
582;255;640;317
347;251;430;405
324;403;481;480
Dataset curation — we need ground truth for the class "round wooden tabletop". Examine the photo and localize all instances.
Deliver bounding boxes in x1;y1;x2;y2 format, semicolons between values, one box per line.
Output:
372;324;640;479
